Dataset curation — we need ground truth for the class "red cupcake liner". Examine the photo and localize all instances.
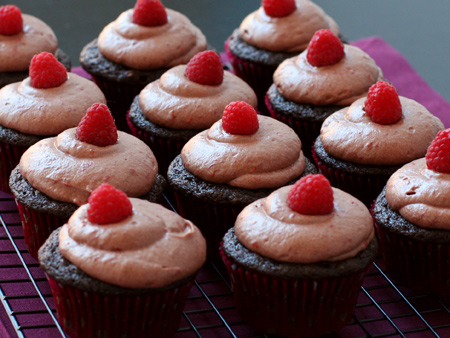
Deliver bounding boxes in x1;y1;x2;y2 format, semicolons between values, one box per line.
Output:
220;246;369;337
172;191;243;261
0;142;27;194
126;112;187;177
312;146;387;207
224;41;275;115
265;95;320;161
16;201;69;260
90;75;144;133
46;273;195;338
374;220;450;295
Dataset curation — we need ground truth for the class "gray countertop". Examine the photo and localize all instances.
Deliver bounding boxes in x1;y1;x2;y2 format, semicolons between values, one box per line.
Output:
9;0;450;103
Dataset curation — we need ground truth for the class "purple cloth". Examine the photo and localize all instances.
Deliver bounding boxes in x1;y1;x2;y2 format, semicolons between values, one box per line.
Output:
1;36;450;338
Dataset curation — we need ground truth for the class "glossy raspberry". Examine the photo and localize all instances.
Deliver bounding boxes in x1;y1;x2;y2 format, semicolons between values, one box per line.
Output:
87;184;133;225
29;52;68;89
132;0;168;27
0;5;23;36
185;51;224;86
288;174;334;215
426;129;450;173
306;29;345;67
262;0;296;18
364;81;402;125
222;101;259;135
76;103;118;147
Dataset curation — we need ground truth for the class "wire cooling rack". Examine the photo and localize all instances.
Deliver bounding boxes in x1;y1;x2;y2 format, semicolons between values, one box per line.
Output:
1;190;450;338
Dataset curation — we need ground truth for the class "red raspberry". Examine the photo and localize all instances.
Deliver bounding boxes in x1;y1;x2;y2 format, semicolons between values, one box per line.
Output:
222;101;259;135
29;52;67;89
87;184;133;225
306;29;345;67
76;103;118;147
287;174;334;215
132;0;168;27
364;81;402;125
185;51;224;86
262;0;296;18
426;129;450;173
0;5;23;36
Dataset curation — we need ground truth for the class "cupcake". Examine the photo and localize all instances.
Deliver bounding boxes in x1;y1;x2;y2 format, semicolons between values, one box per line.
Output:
39;183;206;338
0;52;105;194
0;4;71;89
167;101;318;259
313;81;444;207
9;103;166;259
80;0;207;132
127;50;258;175
221;174;378;337
225;0;344;111
373;129;450;295
266;29;384;159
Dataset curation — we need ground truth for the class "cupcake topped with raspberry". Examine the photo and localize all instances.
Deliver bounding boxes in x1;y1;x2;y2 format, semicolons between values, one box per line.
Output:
313;80;444;206
53;183;206;289
0;52;106;137
0;5;71;88
38;183;206;337
221;174;378;336
128;50;258;174
373;129;450;295
384;129;450;229
318;81;444;167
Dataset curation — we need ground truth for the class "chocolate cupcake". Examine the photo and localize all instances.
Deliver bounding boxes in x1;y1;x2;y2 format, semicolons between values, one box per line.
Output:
225;0;344;113
266;29;383;159
312;81;444;207
167;101;317;260
221;174;378;337
373;129;450;295
0;5;71;89
0;52;105;194
39;184;206;338
9;104;166;259
80;0;207;132
127;50;257;175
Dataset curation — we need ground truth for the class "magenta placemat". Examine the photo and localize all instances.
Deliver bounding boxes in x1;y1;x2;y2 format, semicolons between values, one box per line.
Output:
1;36;450;338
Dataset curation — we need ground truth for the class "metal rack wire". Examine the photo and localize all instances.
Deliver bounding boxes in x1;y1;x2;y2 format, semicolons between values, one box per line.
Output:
1;191;450;338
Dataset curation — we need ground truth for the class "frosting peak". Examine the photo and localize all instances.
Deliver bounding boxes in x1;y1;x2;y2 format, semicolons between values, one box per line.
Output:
320;97;444;165
19;129;158;205
235;186;375;263
59;198;206;288
0;14;58;72
0;73;106;135
274;45;383;105
138;65;257;130
239;0;339;53
98;9;207;70
181;115;306;189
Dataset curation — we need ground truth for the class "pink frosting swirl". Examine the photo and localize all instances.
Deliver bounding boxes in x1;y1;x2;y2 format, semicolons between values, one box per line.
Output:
19;129;158;206
235;185;375;263
320;97;444;165
181;116;306;189
0;73;106;135
0;14;58;72
239;0;339;52
138;65;257;129
273;45;383;105
386;158;450;230
97;9;207;70
59;198;206;288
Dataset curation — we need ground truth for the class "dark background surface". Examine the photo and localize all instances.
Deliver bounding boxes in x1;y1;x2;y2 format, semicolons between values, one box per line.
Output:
7;0;450;103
